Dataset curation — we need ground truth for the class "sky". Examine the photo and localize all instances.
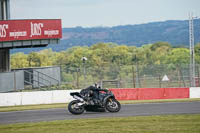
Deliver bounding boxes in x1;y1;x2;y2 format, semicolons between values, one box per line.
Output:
10;0;200;28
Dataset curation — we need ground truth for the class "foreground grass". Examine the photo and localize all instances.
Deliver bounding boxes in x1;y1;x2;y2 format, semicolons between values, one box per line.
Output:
0;114;200;133
0;98;200;112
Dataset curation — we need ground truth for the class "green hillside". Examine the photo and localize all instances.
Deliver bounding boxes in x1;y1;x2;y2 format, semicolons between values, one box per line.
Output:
11;19;200;54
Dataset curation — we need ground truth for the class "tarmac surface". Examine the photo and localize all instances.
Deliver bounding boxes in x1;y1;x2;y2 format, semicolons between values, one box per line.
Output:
0;102;200;124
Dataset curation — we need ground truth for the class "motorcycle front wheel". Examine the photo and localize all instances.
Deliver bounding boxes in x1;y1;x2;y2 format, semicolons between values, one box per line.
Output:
105;98;121;113
68;100;85;115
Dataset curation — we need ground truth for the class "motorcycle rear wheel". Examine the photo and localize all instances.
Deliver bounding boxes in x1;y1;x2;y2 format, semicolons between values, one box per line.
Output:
105;98;121;113
68;100;85;115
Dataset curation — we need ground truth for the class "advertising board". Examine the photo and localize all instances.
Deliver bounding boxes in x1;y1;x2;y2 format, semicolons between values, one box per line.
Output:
0;19;62;42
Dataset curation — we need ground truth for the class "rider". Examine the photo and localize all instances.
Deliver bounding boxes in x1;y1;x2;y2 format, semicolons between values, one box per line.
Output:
81;83;108;104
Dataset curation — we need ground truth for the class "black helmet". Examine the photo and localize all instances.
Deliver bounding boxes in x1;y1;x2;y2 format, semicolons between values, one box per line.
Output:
93;83;100;88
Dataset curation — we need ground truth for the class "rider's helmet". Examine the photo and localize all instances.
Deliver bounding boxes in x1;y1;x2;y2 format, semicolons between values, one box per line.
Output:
93;83;101;89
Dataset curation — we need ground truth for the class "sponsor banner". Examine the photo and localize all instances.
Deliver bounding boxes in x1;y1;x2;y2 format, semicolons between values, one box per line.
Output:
0;19;62;42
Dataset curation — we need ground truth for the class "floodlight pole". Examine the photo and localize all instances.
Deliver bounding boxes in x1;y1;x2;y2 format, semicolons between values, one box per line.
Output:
81;56;87;86
189;12;196;87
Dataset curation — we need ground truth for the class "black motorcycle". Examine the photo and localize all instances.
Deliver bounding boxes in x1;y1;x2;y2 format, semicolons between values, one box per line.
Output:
68;88;121;115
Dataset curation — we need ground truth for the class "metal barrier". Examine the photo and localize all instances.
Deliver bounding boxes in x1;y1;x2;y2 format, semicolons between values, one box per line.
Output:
0;66;61;92
24;69;60;88
0;70;24;92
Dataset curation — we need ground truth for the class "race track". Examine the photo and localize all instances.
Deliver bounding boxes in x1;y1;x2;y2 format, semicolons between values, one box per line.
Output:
0;102;200;124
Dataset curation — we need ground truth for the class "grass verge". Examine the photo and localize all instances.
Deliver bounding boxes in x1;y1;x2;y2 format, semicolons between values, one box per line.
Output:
0;103;67;112
0;98;200;112
0;114;200;133
120;98;200;104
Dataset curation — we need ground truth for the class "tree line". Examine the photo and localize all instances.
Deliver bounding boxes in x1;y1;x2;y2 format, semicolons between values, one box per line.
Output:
10;42;200;88
11;42;200;69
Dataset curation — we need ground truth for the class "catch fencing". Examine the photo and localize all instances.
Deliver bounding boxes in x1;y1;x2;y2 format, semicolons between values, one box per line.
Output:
60;64;200;89
1;64;199;92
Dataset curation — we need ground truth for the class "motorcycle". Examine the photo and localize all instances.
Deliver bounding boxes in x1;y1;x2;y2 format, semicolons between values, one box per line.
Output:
68;87;121;115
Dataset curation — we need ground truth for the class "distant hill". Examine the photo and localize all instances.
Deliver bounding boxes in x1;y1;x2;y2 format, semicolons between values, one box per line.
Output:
11;19;200;54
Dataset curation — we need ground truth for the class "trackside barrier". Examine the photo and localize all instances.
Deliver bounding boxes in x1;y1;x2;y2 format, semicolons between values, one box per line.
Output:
190;87;200;98
0;90;80;106
110;88;190;100
0;87;200;106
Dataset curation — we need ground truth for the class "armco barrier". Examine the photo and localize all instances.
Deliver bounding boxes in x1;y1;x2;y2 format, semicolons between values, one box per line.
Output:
110;88;189;100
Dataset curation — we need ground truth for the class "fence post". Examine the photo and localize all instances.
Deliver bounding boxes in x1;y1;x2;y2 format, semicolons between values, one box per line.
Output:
158;74;161;88
132;65;136;88
13;70;16;91
197;65;200;87
179;66;186;87
76;68;80;88
117;80;120;88
177;65;181;87
136;63;141;88
38;71;40;88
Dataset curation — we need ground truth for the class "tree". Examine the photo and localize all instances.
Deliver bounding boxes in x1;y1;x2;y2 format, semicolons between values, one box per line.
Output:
27;52;41;67
195;43;200;64
150;42;172;51
111;45;130;65
11;53;29;69
164;48;189;65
